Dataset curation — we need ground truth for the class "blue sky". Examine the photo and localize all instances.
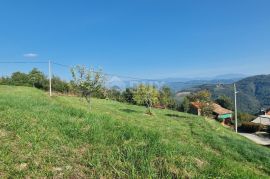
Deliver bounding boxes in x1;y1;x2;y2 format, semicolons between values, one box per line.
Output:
0;0;270;79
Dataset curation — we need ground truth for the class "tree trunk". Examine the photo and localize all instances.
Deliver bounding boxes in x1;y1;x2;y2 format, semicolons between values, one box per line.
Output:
86;93;91;111
89;96;91;110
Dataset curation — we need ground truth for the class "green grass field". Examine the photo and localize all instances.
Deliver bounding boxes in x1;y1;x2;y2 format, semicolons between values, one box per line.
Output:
0;85;269;178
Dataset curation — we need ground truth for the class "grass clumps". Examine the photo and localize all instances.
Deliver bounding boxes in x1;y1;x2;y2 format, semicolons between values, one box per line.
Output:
0;85;269;178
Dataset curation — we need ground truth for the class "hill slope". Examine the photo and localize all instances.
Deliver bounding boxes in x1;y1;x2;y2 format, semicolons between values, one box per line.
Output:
181;74;270;114
0;86;269;178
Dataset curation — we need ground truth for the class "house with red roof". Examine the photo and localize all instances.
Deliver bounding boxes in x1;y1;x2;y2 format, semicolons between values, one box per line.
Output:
190;101;233;124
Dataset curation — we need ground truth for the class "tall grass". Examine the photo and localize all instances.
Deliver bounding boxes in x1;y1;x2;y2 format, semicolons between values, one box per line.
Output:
0;85;269;178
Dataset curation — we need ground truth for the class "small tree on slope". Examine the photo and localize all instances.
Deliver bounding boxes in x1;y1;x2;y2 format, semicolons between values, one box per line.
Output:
159;86;174;108
133;84;159;115
71;65;105;110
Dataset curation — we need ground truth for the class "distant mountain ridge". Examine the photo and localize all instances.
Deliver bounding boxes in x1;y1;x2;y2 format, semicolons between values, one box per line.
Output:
180;74;270;114
165;78;241;92
106;73;247;91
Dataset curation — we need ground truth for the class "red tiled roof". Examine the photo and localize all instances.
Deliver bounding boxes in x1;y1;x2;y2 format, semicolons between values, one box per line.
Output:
191;101;232;115
212;103;232;115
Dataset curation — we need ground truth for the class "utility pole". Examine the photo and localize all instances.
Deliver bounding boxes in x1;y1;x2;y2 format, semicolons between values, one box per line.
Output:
234;83;238;133
48;60;52;97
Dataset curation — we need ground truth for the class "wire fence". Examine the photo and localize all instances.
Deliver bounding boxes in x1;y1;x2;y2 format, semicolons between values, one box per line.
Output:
0;60;228;91
1;60;269;115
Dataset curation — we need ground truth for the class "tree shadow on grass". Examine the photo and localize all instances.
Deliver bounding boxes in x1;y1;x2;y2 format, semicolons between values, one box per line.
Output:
165;114;182;118
165;114;191;122
120;108;139;114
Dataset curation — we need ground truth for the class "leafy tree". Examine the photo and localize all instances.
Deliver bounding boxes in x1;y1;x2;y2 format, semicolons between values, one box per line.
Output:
167;99;178;110
133;84;159;115
215;95;233;110
0;68;74;94
122;88;135;104
107;88;122;101
188;90;213;117
200;103;214;117
0;76;11;85
181;97;190;113
11;72;29;86
71;65;105;110
92;87;107;99
159;86;174;108
236;112;256;124
188;90;212;103
51;76;70;93
28;68;47;89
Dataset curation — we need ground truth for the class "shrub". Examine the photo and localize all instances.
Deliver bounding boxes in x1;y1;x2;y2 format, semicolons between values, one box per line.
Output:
237;112;256;124
239;122;263;133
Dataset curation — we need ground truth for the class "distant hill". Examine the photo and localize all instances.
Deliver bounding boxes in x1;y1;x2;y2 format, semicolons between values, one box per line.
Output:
106;74;246;92
180;74;270;114
165;78;240;92
162;74;246;92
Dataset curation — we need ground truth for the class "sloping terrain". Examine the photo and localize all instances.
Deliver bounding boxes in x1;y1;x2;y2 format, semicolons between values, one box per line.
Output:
0;85;269;178
181;74;270;114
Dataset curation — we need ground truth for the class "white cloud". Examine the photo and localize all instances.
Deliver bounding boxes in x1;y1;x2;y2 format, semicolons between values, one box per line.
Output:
23;53;38;58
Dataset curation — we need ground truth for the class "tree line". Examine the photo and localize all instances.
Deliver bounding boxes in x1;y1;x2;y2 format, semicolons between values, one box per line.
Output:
1;66;254;120
0;68;70;93
0;67;177;112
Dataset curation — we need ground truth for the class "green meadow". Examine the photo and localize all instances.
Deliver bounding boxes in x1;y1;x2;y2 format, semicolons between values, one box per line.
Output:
0;85;269;178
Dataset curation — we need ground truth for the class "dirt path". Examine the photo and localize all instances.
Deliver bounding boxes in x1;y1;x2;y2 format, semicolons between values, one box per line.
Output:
239;133;270;146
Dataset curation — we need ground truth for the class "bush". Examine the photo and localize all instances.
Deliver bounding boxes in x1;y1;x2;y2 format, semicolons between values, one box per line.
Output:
239;122;263;133
237;112;256;124
51;76;70;93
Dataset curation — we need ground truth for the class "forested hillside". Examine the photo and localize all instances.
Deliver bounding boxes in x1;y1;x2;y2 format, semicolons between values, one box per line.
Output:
183;75;270;114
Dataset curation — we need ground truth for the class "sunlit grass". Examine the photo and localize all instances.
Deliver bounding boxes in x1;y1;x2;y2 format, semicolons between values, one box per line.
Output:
0;85;269;178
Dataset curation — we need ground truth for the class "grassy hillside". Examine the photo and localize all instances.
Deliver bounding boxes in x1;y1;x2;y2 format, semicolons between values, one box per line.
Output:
0;85;269;178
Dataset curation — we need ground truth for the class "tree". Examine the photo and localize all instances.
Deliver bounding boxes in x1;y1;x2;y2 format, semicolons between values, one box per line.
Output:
159;86;174;108
11;72;29;86
188;90;213;117
71;65;105;110
51;76;70;93
122;88;135;104
28;68;47;89
0;76;11;85
107;88;122;101
181;97;190;113
133;84;159;115
200;102;214;117
188;90;212;103
236;112;256;124
215;95;233;110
